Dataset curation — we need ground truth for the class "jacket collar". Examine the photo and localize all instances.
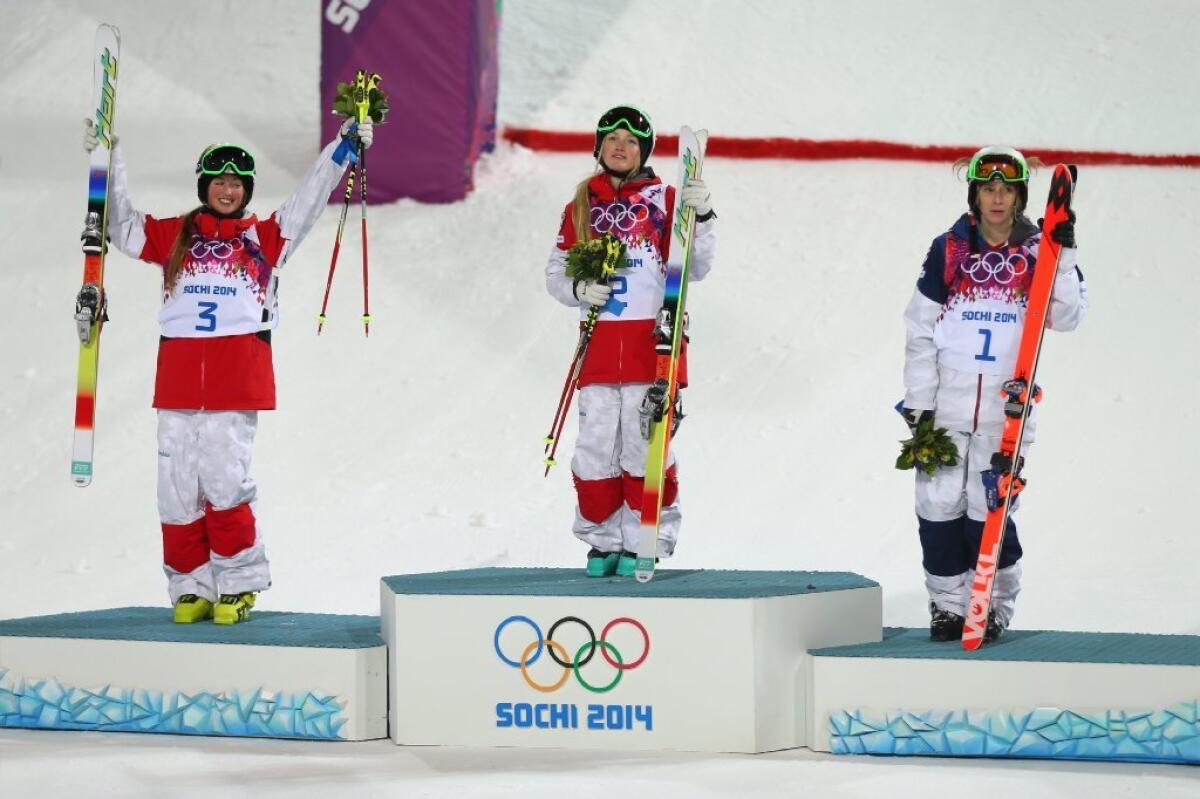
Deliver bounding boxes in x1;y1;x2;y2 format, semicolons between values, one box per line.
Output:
195;210;257;239
951;212;1038;246
588;167;659;201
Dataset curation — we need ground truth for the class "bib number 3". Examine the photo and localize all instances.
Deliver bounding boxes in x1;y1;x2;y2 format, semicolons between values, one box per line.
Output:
196;301;218;332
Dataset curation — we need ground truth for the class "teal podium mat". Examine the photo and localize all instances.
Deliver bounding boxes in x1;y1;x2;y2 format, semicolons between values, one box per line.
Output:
382;567;877;598
811;626;1200;666
0;607;381;649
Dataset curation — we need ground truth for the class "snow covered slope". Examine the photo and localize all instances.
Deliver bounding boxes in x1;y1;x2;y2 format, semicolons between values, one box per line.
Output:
1;0;1197;639
2;2;1199;797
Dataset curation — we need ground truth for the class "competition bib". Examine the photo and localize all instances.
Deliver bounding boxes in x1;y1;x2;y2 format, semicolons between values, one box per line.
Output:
935;246;1034;375
935;296;1024;375
580;187;670;323
158;235;274;337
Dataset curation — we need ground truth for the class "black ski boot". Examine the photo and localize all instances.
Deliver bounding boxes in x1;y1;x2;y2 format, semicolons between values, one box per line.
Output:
983;609;1006;643
929;605;965;642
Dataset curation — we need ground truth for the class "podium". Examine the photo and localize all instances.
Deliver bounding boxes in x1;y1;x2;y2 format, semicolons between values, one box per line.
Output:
380;567;881;753
0;607;386;740
809;627;1200;763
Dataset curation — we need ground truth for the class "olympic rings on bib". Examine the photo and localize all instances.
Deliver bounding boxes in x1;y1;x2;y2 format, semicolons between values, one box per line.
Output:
494;615;650;693
962;251;1029;285
188;237;245;261
590;201;650;234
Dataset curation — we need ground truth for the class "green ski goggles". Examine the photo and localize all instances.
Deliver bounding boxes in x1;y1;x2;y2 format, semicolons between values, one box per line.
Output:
596;106;653;139
196;144;256;177
967;152;1027;183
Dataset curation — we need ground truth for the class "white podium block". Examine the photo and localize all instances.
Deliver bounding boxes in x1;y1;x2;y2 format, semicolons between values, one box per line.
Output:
809;628;1200;764
381;567;880;753
0;608;387;740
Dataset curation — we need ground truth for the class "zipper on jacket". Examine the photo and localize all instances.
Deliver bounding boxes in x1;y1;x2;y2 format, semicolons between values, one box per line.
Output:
199;340;206;411
971;374;983;432
963;374;984;499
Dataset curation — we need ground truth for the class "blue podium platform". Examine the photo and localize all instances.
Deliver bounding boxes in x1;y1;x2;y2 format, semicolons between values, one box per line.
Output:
808;627;1200;764
0;608;387;740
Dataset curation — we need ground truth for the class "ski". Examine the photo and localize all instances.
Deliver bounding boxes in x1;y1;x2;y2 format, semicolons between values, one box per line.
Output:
634;126;707;583
543;234;624;476
71;24;121;487
962;163;1075;649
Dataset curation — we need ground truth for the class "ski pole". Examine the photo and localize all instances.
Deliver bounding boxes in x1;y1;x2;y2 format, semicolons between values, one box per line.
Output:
358;72;379;337
318;69;369;335
543;329;591;475
543;235;624;475
317;161;356;334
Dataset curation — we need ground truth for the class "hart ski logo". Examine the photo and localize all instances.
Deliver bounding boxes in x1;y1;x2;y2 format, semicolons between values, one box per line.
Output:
492;615;653;732
95;48;117;147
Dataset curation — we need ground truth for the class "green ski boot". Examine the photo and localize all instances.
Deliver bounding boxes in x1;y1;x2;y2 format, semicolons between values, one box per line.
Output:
213;592;256;625
586;548;620;577
173;594;214;624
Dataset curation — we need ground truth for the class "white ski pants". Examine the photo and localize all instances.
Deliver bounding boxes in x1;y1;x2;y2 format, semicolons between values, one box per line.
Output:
570;383;681;557
157;409;271;603
916;430;1024;626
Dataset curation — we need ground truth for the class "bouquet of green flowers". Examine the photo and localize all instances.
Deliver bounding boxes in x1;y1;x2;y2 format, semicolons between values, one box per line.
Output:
565;233;627;281
331;73;389;123
896;416;960;477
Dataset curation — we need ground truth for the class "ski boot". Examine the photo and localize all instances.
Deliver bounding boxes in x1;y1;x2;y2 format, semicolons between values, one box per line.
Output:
983;609;1006;643
616;550;658;578
586;548;620;578
173;594;214;624
213;592;256;625
929;605;965;642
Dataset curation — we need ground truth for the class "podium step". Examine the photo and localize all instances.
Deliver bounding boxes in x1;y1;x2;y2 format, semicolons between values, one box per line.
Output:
0;607;386;740
809;627;1200;764
381;567;881;753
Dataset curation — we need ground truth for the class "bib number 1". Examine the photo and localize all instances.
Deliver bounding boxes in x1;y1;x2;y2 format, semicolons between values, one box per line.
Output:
975;327;997;362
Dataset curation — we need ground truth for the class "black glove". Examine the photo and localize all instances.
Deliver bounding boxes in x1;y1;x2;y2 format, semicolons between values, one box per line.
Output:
900;407;933;433
1050;209;1076;248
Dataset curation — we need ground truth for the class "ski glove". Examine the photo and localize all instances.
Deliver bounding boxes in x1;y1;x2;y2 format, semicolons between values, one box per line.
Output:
82;117;117;153
680;178;712;217
1049;209;1076;249
339;117;375;149
900;407;934;433
574;279;612;307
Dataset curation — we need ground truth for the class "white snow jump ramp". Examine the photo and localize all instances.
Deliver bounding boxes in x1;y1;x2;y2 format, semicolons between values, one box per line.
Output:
0;608;387;740
809;628;1200;764
381;567;881;753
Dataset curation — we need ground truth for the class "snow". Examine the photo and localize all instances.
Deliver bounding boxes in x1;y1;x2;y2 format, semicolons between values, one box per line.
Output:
1;0;1198;795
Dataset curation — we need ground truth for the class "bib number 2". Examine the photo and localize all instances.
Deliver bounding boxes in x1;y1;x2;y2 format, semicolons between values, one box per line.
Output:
196;301;218;332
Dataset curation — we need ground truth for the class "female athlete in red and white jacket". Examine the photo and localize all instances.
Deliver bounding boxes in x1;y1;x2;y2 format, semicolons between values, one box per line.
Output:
83;117;373;623
545;106;716;577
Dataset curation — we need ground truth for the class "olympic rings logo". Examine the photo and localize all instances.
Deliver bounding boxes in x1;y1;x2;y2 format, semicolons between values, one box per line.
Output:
590;202;650;234
189;238;245;261
962;251;1029;285
493;615;650;694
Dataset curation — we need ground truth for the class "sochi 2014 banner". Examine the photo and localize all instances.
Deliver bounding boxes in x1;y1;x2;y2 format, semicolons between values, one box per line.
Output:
321;0;499;203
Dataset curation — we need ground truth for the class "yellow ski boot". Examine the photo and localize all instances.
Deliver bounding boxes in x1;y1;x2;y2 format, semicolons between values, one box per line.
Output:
173;594;214;624
213;592;256;625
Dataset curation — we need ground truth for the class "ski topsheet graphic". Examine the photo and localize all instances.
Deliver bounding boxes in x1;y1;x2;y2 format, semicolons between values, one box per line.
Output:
962;164;1075;649
72;24;120;487
634;126;707;583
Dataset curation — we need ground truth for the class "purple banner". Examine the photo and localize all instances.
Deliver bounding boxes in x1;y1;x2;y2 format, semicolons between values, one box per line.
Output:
321;0;499;203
